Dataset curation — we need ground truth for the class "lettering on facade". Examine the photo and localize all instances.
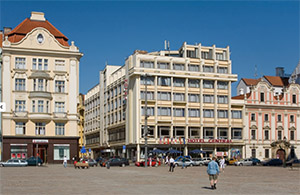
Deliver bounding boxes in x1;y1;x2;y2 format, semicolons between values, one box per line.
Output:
187;139;232;143
32;139;49;143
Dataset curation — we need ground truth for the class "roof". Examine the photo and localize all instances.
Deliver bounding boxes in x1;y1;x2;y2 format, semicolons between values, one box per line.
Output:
263;76;289;87
232;93;251;100
7;18;69;46
241;78;259;86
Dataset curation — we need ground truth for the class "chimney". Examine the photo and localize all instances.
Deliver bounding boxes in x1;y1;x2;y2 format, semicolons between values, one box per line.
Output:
30;11;46;21
276;67;284;77
3;27;12;35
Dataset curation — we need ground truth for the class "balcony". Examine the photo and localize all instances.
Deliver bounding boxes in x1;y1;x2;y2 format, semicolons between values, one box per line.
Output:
53;112;67;121
29;91;52;100
28;112;51;121
13;111;28;119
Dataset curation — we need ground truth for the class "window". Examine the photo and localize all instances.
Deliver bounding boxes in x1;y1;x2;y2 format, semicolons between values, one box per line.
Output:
15;122;26;135
173;127;185;137
251;113;255;121
141;107;155;116
187;50;196;58
38;100;44;113
32;58;37;70
203;66;214;73
55;102;65;113
203;95;214;103
188;109;200;117
55;60;65;71
217;81;228;90
15;57;26;69
140;76;155;85
38;79;44;91
173;93;185;101
216;53;225;60
217;95;228;104
44;59;48;70
158;126;170;137
252;149;256;158
265;149;269;158
231;128;242;139
203;80;214;89
217;67;228;74
32;100;35;112
173;63;185;70
38;59;43;70
265;114;269;121
189;127;200;138
54;146;69;160
140;61;154;68
15;100;26;112
264;130;269;140
140;91;154;100
218;110;228;118
188;79;200;88
35;123;46;135
15;79;25;91
158;77;171;86
157;62;170;69
290;131;295;140
188;94;200;102
55;81;65;93
141;126;154;138
173;78;185;87
201;51;209;59
251;129;256;140
218;128;228;139
203;109;214;118
55;123;65;135
157;92;171;101
278;131;282;140
204;127;214;139
290;115;295;123
173;108;185;117
188;64;199;72
278;115;282;122
292;94;296;104
260;93;264;102
158;107;171;116
232;111;242;119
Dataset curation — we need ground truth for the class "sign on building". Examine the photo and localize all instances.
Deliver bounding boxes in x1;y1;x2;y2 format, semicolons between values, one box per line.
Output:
0;102;6;112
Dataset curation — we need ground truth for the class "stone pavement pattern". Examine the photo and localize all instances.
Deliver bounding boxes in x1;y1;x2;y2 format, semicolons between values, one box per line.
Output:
1;165;299;195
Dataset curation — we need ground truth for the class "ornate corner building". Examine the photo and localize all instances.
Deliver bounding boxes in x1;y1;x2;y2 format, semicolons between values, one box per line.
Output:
1;12;83;163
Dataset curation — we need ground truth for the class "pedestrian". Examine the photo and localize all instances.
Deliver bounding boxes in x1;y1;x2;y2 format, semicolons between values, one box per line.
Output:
207;156;220;190
165;156;169;165
63;156;67;168
182;157;186;169
220;156;225;173
169;156;175;172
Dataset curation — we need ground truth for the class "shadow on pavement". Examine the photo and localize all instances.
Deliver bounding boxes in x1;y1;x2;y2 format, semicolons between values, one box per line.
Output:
202;187;213;190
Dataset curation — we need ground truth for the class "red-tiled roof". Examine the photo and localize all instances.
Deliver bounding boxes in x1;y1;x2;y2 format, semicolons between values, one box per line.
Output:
241;78;259;86
232;93;251;99
263;76;288;87
7;18;69;46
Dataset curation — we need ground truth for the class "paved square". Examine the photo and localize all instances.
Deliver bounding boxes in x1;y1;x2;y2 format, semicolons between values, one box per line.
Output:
1;164;299;194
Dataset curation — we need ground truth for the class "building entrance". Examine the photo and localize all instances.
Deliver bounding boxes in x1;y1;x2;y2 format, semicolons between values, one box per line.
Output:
34;144;48;163
276;149;285;161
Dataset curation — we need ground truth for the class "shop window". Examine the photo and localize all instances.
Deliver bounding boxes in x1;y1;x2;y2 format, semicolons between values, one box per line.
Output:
54;145;70;160
10;145;27;159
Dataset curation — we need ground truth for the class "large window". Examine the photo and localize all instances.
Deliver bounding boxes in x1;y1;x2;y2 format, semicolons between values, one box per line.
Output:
140;91;154;100
188;64;200;72
203;80;214;89
203;95;214;103
158;77;171;86
10;146;27;159
251;129;256;140
201;51;209;59
158;107;171;116
173;108;185;117
173;93;185;101
204;127;214;139
157;91;171;101
157;62;170;69
260;93;265;102
35;123;45;135
232;111;242;119
189;127;200;138
188;94;200;102
15;57;26;69
173;78;185;87
158;126;170;137
140;76;155;85
55;81;65;93
140;61;154;68
38;79;44;91
54;145;70;160
218;128;228;139
187;50;197;58
15;122;26;135
32;58;48;70
231;128;242;139
188;109;200;117
264;130;269;140
217;95;228;104
188;79;200;88
203;109;214;118
173;63;185;70
38;100;44;113
15;79;26;91
290;131;295;140
264;114;269;121
218;110;228;118
55;123;65;135
55;102;65;113
141;107;155;116
217;67;228;74
203;66;214;73
216;52;225;60
217;81;228;90
15;100;26;112
173;127;185;137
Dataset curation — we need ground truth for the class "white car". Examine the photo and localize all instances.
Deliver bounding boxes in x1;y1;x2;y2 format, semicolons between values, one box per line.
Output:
174;159;196;167
0;159;28;167
203;157;212;165
234;158;253;166
192;158;205;166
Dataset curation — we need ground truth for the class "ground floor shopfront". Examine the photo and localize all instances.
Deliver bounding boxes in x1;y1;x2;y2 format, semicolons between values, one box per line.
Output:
3;136;79;164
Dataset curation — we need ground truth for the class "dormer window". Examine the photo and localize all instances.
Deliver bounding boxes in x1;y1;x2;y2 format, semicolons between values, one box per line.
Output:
37;34;44;44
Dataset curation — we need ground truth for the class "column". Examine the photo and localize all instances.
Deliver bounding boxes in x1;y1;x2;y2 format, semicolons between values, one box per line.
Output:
184;145;188;156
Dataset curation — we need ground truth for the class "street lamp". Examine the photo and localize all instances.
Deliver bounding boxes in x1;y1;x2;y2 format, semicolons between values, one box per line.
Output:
143;73;149;168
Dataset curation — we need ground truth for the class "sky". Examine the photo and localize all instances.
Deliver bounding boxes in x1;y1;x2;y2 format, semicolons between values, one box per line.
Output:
1;0;299;95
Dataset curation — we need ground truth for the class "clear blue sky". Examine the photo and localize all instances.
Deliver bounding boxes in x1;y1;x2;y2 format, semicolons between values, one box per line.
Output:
1;1;299;95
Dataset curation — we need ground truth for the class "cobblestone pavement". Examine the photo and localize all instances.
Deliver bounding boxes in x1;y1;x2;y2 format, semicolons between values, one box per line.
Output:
1;164;299;195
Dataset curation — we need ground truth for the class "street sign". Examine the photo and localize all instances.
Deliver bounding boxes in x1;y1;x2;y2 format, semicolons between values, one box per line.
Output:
0;102;6;112
89;148;91;153
122;145;126;154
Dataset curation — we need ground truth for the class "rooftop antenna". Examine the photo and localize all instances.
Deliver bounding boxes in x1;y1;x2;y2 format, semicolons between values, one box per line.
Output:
254;65;258;79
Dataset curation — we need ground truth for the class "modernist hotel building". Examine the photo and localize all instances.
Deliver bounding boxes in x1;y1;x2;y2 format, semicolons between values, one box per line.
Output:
85;42;244;161
1;12;83;163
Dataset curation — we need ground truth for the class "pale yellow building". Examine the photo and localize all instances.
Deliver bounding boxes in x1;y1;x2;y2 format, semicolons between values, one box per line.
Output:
77;94;85;158
1;12;83;163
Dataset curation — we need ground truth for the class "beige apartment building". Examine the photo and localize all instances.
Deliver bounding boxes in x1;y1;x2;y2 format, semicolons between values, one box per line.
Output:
77;94;85;158
97;42;244;161
1;12;83;163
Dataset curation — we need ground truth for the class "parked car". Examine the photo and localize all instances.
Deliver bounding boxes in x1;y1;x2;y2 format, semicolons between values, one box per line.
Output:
84;159;97;167
262;159;283;166
102;158;129;167
95;157;103;165
203;157;212;166
0;159;28;167
135;159;161;167
234;158;253;166
228;158;238;165
174;158;196;167
26;156;43;166
250;158;261;165
192;158;205;166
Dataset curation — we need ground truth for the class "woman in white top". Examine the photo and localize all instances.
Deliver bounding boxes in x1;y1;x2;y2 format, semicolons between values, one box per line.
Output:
220;156;225;173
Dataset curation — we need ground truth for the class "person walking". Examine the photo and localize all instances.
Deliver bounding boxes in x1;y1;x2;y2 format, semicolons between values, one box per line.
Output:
220;156;225;173
63;156;67;168
207;156;220;190
165;156;169;165
169;156;175;172
182;157;186;169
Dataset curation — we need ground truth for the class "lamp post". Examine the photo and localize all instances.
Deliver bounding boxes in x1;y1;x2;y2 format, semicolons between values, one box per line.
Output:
143;73;149;168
